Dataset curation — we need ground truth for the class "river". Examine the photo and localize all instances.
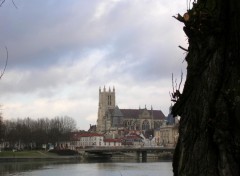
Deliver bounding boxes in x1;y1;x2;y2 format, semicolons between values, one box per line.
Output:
0;159;173;176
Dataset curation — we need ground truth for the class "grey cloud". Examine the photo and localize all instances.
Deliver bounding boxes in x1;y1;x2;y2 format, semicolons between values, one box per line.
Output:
1;0;186;74
0;0;188;129
1;1;101;68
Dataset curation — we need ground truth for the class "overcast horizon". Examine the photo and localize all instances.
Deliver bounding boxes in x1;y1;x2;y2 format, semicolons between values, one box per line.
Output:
0;0;188;130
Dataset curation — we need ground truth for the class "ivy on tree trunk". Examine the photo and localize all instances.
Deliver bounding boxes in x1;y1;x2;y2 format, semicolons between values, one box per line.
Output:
172;0;240;175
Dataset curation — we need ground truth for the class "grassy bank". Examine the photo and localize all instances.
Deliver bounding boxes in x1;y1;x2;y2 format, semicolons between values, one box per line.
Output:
0;150;81;162
0;150;58;158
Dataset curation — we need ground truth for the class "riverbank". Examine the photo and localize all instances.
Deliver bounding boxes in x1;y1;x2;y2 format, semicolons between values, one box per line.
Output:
0;150;173;162
0;150;80;162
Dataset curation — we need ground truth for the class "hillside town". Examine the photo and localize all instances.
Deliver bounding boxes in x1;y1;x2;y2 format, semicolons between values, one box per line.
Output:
57;86;179;150
0;86;179;151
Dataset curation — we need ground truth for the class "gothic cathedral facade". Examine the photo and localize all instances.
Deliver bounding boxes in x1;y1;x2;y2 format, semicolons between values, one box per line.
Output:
96;86;165;133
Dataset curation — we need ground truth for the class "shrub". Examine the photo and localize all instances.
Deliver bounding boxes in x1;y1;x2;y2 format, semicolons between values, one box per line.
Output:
48;149;78;156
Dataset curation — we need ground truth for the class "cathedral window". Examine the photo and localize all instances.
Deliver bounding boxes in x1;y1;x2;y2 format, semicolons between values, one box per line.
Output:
142;120;150;130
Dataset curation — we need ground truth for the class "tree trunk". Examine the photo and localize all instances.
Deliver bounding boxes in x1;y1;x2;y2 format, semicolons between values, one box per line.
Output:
172;0;240;175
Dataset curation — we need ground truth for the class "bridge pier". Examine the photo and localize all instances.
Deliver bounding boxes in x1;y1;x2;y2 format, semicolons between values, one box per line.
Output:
135;151;147;162
142;151;147;162
135;151;141;160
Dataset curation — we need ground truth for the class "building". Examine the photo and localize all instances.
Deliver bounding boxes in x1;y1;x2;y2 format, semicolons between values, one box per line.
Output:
96;86;166;133
158;125;178;147
154;106;179;147
97;86;116;132
122;133;143;146
103;138;122;147
69;132;104;149
59;132;123;149
88;124;97;133
154;129;161;146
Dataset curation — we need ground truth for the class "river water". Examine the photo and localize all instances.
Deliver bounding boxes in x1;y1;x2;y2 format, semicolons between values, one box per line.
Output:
0;159;173;176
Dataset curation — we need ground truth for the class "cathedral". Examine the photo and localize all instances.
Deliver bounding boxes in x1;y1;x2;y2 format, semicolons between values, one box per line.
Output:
96;86;166;133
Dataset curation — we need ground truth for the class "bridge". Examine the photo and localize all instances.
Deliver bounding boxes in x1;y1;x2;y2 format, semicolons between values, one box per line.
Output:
78;147;175;161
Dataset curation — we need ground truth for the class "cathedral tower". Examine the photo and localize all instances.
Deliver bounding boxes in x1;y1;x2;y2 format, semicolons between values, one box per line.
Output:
96;86;116;132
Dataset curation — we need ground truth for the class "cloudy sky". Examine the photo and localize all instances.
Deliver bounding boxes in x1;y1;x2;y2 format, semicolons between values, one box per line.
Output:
0;0;188;130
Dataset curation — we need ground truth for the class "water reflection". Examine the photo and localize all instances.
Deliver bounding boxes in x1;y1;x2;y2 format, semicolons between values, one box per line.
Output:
0;160;76;175
0;159;173;176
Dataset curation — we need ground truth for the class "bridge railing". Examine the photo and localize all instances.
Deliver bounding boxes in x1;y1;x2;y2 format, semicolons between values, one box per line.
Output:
77;146;175;152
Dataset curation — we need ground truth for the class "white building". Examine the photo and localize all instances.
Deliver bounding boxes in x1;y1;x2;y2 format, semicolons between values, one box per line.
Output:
59;132;123;150
69;132;104;149
103;138;122;147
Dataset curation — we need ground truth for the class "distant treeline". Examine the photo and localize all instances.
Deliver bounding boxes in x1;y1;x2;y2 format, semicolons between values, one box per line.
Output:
0;115;76;150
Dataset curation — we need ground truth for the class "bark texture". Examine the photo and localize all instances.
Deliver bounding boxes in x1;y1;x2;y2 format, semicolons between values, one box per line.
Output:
172;0;240;175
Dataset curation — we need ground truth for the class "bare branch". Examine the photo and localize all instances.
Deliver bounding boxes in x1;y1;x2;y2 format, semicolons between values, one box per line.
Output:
170;72;184;103
0;47;8;79
175;78;178;92
178;45;189;52
0;0;18;9
0;0;6;7
172;14;185;23
172;73;175;93
178;71;183;91
12;0;18;9
188;0;192;10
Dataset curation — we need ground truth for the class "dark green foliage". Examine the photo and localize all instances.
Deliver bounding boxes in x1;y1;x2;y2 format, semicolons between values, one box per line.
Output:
49;149;78;156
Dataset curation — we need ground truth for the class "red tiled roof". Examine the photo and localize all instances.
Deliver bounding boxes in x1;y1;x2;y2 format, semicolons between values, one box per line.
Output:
104;138;122;142
123;135;142;140
70;132;103;140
